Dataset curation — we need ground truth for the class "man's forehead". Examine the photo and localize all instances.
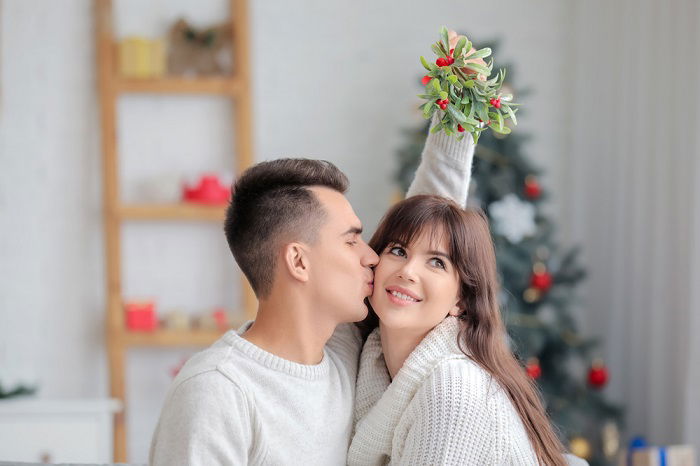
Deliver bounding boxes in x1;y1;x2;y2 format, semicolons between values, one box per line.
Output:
309;186;361;231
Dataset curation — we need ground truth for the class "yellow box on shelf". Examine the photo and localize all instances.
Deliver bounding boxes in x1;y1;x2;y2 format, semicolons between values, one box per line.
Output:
118;37;165;78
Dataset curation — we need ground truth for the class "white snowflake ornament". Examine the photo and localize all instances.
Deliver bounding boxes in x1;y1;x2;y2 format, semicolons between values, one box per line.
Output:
489;194;536;243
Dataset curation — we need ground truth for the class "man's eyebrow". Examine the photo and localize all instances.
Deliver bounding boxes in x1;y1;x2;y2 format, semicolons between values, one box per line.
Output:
341;226;363;236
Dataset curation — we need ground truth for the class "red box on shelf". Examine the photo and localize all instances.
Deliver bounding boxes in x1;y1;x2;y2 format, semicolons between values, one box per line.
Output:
125;301;158;332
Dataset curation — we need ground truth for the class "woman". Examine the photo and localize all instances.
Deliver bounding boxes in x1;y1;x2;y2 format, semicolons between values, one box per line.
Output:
348;195;570;465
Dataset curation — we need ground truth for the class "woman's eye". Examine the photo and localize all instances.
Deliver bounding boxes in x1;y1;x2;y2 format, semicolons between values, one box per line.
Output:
347;240;357;246
429;258;446;269
388;246;406;257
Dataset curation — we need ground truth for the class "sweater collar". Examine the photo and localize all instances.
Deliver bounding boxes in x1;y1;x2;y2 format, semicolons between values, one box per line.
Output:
350;316;468;463
222;320;331;380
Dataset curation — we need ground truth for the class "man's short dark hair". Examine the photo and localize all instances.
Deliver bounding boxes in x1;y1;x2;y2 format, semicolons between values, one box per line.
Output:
224;158;349;298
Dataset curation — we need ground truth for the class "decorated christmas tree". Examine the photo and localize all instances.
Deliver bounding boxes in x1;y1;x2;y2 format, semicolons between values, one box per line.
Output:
397;37;624;466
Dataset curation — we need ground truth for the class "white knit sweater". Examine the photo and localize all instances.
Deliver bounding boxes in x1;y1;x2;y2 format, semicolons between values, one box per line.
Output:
348;317;540;465
149;119;476;466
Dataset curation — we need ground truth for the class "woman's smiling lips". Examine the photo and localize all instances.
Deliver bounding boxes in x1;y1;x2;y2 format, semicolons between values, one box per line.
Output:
385;285;422;306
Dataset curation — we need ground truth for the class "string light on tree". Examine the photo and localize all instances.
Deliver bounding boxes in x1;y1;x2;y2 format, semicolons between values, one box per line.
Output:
601;421;621;460
569;436;593;461
523;287;541;303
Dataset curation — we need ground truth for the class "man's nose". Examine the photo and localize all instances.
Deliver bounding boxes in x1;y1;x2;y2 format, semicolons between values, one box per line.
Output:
362;244;379;268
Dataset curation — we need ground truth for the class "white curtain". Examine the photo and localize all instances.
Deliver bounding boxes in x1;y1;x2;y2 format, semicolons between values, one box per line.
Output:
566;0;699;450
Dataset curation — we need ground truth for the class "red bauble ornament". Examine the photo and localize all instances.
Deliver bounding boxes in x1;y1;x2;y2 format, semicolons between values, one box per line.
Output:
524;175;542;199
588;361;609;388
422;75;432;86
530;271;553;292
526;358;542;379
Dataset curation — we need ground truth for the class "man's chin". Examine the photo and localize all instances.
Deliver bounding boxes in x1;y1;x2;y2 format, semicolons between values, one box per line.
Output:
346;305;369;323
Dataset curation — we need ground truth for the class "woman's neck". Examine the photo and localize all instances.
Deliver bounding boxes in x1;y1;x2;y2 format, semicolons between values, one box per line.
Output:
379;323;429;379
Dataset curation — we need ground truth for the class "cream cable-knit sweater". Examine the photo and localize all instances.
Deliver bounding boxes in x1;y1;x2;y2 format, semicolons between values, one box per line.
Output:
149;119;476;465
349;317;586;466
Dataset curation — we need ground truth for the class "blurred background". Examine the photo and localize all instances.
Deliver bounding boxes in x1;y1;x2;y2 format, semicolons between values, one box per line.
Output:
0;0;698;464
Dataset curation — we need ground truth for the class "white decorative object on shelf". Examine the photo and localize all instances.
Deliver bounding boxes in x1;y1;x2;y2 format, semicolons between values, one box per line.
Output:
0;399;122;463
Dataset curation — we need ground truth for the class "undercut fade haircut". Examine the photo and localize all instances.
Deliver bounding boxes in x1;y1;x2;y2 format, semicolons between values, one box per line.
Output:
224;158;349;298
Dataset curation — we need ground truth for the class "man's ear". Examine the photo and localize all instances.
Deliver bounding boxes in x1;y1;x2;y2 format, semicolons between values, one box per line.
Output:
282;242;310;283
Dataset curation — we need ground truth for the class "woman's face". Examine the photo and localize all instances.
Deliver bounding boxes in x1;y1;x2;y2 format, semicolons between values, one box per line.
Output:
369;228;462;334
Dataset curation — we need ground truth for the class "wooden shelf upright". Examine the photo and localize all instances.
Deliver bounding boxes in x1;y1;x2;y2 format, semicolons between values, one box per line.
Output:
95;1;256;461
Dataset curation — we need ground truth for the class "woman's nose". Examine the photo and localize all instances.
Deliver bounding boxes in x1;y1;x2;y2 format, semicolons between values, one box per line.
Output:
397;261;418;282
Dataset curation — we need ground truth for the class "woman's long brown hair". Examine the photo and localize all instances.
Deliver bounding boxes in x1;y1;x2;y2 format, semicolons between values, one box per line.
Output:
362;194;567;466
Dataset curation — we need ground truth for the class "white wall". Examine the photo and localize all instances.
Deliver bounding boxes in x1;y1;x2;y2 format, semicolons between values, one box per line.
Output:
1;0;579;462
567;0;699;450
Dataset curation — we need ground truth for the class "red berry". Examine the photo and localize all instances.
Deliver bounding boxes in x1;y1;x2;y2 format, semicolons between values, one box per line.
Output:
447;56;455;65
440;103;447;110
449;48;454;56
457;125;465;133
490;97;502;109
422;75;432;86
436;57;447;67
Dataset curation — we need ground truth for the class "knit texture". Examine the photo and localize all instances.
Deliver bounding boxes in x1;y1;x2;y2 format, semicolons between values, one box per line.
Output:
348;317;540;465
406;113;474;207
149;121;476;466
149;322;361;466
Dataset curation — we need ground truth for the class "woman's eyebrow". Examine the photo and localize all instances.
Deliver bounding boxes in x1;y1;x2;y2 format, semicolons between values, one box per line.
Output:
426;250;450;259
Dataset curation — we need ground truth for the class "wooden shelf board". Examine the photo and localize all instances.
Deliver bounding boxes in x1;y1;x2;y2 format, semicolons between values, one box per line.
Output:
115;77;242;95
122;328;238;347
118;203;227;221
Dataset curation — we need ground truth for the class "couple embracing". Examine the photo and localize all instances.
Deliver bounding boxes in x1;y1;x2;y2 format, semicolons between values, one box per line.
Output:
149;109;583;465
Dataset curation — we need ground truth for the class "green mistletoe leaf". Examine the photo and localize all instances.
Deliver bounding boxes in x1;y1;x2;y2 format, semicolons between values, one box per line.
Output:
454;36;467;58
440;26;450;53
466;48;492;60
447;104;467;123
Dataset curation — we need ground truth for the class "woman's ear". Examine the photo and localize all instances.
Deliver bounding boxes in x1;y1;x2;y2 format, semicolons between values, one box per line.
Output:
448;297;461;317
282;242;310;283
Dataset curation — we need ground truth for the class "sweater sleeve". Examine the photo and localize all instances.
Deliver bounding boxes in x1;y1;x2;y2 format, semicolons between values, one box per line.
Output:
405;112;475;208
395;361;497;465
149;371;256;466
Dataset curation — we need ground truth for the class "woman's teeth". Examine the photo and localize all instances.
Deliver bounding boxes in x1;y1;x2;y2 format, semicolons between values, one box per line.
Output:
390;290;418;302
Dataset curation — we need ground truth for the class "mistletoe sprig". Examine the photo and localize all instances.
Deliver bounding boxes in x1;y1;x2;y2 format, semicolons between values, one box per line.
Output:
419;26;519;143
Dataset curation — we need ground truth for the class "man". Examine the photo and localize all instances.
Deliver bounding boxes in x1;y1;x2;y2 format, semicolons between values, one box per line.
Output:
149;115;475;465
